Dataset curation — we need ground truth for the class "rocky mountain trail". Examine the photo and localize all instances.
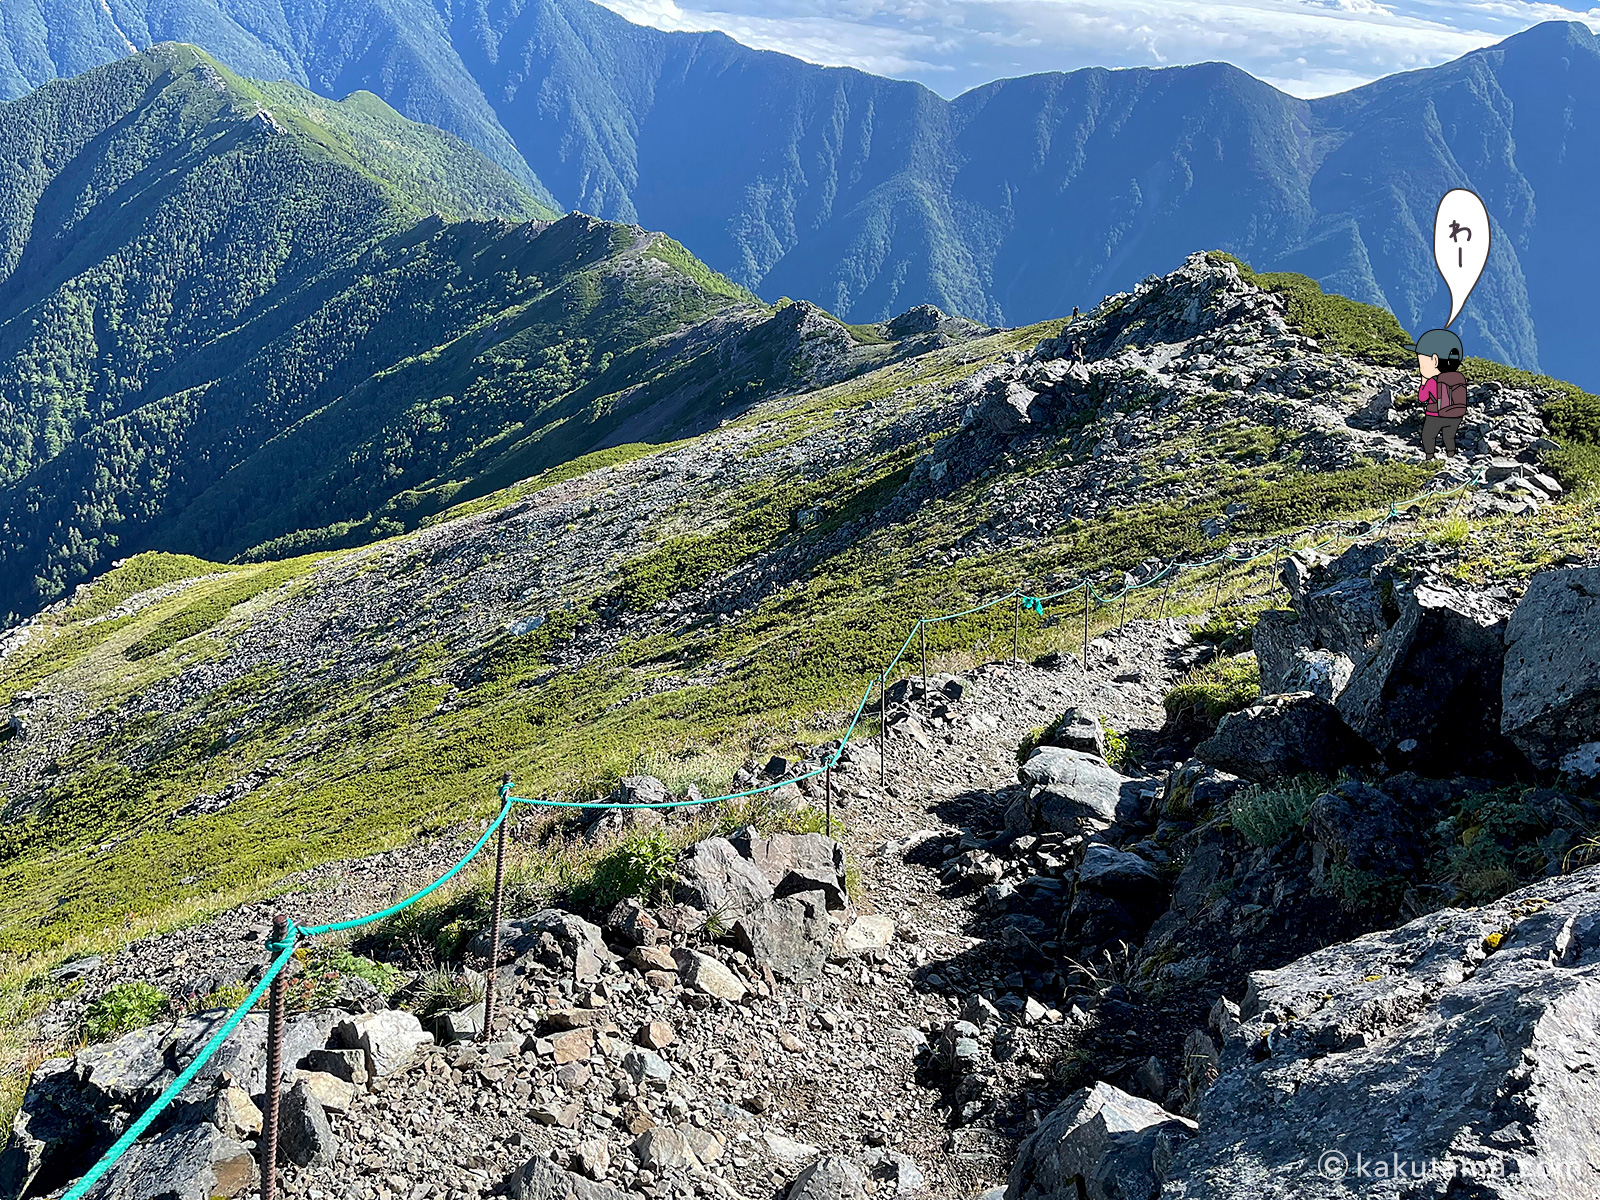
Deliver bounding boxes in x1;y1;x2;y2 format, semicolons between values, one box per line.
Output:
5;613;1201;1200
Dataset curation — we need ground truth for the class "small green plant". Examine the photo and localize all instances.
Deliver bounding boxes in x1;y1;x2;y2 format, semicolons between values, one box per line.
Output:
1100;719;1131;771
82;981;170;1042
411;968;482;1019
1434;514;1472;547
586;829;679;910
1323;862;1406;914
1229;774;1330;848
1164;655;1261;729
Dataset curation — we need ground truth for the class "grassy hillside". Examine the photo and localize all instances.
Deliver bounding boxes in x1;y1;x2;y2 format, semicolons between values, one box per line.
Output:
0;47;809;622
3;252;1600;1137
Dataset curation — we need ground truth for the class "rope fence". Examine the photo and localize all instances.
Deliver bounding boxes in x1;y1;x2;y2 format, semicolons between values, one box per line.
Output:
57;465;1485;1200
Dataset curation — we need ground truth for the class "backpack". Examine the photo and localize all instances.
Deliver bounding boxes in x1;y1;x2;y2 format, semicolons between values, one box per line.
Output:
1438;373;1469;419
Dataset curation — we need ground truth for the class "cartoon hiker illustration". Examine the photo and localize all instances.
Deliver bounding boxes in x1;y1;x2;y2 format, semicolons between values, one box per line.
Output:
1409;327;1468;461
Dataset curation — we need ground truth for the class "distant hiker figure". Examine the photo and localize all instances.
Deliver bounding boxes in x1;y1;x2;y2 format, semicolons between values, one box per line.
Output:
1409;327;1468;462
1071;305;1079;320
1072;338;1086;367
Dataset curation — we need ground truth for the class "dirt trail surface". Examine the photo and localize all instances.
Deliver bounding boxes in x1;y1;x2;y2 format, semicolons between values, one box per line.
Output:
27;620;1192;1200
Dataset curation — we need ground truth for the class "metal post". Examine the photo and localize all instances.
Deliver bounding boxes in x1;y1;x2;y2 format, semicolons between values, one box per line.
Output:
1162;574;1175;623
920;618;928;700
825;764;833;837
1119;587;1128;632
1081;583;1091;673
481;784;510;1042
1213;564;1225;611
1012;594;1021;663
261;913;288;1200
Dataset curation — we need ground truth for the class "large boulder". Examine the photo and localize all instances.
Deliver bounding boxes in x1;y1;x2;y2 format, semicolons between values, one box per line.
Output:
730;830;849;909
1160;867;1600;1198
675;837;775;917
1017;748;1133;831
732;890;830;981
0;1008;335;1199
332;1010;433;1078
1502;566;1600;770
1195;693;1371;784
789;1154;870;1200
1007;1082;1195;1200
1303;780;1424;883
81;1121;257;1200
505;1152;632;1200
1335;581;1524;776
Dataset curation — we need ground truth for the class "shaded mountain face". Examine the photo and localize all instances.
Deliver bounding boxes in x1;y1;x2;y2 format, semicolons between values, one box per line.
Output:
0;46;910;622
7;2;1600;389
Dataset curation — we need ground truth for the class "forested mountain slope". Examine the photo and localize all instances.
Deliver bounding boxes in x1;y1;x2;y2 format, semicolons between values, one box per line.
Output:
9;2;1600;391
0;45;885;622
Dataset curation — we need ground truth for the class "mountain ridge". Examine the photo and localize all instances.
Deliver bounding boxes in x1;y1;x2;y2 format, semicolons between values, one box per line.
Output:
9;3;1600;389
0;45;945;622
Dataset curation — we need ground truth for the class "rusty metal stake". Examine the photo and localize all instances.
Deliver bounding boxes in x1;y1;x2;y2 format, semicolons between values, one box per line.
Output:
261;913;289;1200
825;764;833;837
1119;587;1128;632
1012;594;1021;663
481;786;510;1043
1213;564;1225;611
1081;584;1090;673
1162;575;1176;622
879;675;887;788
920;618;928;700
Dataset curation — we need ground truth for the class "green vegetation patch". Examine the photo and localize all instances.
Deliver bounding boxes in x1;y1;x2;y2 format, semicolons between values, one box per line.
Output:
1165;655;1262;727
1206;252;1413;366
1229;774;1330;848
61;554;233;623
82;981;170;1043
122;559;320;661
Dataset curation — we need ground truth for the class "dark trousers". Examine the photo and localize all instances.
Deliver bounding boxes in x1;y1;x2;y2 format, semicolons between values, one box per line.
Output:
1422;415;1461;458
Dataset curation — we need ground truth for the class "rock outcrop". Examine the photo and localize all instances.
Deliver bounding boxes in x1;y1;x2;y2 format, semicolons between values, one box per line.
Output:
1163;868;1600;1198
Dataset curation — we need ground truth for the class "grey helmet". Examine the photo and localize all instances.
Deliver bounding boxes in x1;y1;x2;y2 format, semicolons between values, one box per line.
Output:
1408;328;1463;360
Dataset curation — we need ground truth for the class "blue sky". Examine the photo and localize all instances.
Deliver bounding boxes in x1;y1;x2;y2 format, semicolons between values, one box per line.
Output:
596;0;1600;97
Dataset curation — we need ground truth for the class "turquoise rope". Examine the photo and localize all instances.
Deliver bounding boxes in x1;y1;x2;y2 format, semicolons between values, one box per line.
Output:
61;938;298;1200
298;802;515;937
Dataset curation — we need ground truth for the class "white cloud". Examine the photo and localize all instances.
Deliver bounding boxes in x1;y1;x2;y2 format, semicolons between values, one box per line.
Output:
595;0;1600;97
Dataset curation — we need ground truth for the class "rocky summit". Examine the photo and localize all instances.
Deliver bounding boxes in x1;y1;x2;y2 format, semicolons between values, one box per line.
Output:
3;252;1600;1200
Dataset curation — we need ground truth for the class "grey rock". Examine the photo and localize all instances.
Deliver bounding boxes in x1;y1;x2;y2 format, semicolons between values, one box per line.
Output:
1196;693;1371;784
1303;780;1422;882
671;948;747;1001
276;1078;334;1168
1336;580;1522;775
1047;708;1108;758
675;837;775;918
1162;867;1600;1198
83;1120;258;1200
1277;649;1354;704
1008;1082;1195;1200
620;1047;673;1087
788;1153;870;1200
331;1009;433;1078
864;1148;928;1195
733;889;829;981
505;1153;632;1200
1077;845;1163;896
1017;748;1132;831
730;830;849;908
1502;566;1600;770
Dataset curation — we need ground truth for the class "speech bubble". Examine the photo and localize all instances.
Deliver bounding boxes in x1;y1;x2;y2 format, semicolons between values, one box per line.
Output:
1433;188;1489;326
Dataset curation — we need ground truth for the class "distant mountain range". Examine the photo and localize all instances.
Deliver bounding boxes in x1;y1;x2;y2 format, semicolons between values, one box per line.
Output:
6;2;1598;389
0;46;879;621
